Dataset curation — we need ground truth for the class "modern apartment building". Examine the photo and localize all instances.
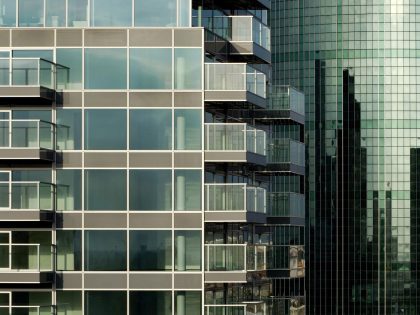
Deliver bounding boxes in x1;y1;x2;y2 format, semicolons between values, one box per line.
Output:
0;1;304;314
271;0;420;314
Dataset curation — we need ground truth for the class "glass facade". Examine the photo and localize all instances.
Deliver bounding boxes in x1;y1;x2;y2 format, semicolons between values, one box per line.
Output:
271;0;420;313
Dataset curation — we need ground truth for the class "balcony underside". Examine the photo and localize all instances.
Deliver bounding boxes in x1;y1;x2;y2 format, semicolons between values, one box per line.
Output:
229;42;271;64
263;163;305;175
205;151;266;166
0;271;53;285
205;91;266;109
205;211;266;224
193;0;270;10
0;210;53;227
0;86;56;105
0;148;55;164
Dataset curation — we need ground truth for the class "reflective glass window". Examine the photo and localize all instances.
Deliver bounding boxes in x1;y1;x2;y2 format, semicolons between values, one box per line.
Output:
57;291;82;315
56;230;82;271
175;109;202;150
175;170;201;211
84;109;126;150
134;0;176;27
57;169;82;211
130;292;172;315
130;170;171;211
85;291;126;315
174;231;201;271
57;48;83;90
57;109;82;150
84;170;127;211
0;0;16;27
90;0;131;27
18;0;44;27
129;230;172;271
68;0;88;27
129;109;172;150
130;48;172;89
85;49;127;89
175;291;201;315
174;48;202;90
84;231;127;271
46;0;65;27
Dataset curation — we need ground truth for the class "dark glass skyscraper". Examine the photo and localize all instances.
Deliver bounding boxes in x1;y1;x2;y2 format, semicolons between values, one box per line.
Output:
271;1;420;314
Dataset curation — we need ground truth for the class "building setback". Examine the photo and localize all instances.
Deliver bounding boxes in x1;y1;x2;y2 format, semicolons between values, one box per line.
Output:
0;1;304;314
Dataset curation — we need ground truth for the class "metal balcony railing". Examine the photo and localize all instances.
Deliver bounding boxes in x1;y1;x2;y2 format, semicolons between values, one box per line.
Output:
205;183;266;214
267;192;304;217
205;123;266;156
0;181;55;211
205;63;266;98
205;244;266;272
200;16;270;51
205;303;267;315
269;86;305;116
0;243;54;271
0;120;55;150
0;305;55;315
0;58;69;90
267;139;304;166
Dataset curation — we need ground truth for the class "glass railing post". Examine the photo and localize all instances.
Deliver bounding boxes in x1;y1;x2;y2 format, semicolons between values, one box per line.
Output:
37;59;40;86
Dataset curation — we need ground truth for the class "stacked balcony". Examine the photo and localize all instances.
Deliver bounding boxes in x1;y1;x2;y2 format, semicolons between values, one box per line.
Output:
204;244;267;283
205;63;267;108
204;183;266;223
0;181;54;225
267;139;305;174
205;123;266;165
0;119;56;163
201;16;270;63
0;242;54;284
0;58;68;105
205;301;267;315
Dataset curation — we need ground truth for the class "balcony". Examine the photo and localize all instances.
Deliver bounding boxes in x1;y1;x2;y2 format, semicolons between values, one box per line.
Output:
267;139;304;174
0;243;54;284
205;123;266;165
204;183;266;223
193;0;270;10
0;181;54;224
267;192;304;225
204;244;266;283
0;58;68;105
205;63;267;108
0;306;55;315
205;302;267;315
201;16;270;63
265;86;305;124
0;120;55;163
266;245;305;278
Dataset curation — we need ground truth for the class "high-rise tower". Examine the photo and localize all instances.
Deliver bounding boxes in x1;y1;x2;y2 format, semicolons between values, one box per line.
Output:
271;0;420;313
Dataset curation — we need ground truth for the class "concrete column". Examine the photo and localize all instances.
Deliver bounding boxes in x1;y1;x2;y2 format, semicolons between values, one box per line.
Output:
176;235;186;271
176;292;186;315
176;57;186;89
176;175;186;211
176;116;186;150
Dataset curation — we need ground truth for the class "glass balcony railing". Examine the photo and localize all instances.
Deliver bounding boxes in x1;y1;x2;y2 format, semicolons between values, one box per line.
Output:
269;86;305;116
266;245;305;278
205;244;266;272
205;183;266;214
205;123;266;156
205;63;266;98
0;120;55;150
0;58;69;90
200;16;270;51
0;305;55;315
205;303;267;315
0;182;55;211
267;192;305;217
267;139;304;166
0;243;54;271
